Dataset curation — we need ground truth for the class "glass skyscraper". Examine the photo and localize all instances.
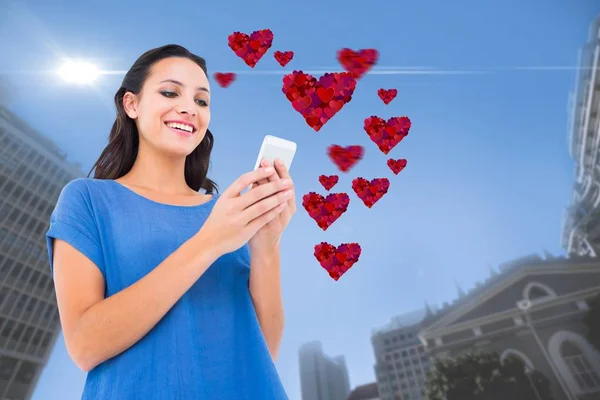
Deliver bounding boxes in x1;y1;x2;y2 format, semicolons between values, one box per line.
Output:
0;106;83;400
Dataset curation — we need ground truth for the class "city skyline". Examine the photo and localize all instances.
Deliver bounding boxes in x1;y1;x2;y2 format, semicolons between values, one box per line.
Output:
0;0;599;399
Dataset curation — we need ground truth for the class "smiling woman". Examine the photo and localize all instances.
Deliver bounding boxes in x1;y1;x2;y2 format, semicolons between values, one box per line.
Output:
88;46;217;193
45;44;295;400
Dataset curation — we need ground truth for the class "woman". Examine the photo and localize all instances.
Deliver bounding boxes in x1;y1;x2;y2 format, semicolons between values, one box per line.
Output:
46;44;295;399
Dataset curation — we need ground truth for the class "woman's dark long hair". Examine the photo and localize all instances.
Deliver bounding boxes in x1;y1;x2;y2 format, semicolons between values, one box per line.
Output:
87;44;218;194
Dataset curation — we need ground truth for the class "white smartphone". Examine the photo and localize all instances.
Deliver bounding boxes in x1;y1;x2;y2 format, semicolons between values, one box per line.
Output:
249;135;297;189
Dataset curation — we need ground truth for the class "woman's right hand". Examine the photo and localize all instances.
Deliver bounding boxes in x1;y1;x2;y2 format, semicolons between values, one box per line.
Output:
197;166;293;258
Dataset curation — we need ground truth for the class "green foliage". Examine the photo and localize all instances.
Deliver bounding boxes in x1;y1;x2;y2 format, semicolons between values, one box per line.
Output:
425;350;554;400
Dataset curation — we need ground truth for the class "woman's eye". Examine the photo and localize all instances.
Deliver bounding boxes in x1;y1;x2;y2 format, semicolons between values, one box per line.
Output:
161;91;207;107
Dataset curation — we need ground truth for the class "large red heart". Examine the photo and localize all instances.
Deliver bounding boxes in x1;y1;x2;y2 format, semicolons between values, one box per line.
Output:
378;88;397;105
337;48;379;79
274;50;294;67
352;178;390;208
319;175;339;191
314;242;362;281
327;145;364;172
302;192;349;231
228;29;273;68
387;159;407;175
213;72;236;88
364;116;412;155
282;71;357;131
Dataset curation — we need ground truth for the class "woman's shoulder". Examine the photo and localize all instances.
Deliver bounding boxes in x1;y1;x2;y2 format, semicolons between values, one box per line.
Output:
56;178;116;210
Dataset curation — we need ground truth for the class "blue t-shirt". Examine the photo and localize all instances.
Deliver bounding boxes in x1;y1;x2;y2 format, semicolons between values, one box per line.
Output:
46;178;289;400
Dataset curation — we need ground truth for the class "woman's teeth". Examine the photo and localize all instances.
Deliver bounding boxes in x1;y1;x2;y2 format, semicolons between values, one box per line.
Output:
166;122;193;133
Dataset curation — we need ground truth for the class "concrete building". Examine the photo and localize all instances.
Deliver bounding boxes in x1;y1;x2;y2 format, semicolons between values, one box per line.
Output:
371;309;431;400
562;15;600;256
419;253;600;400
347;382;379;400
0;106;83;400
299;341;351;400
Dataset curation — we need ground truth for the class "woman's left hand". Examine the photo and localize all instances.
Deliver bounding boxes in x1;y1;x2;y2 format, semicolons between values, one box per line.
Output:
248;159;296;255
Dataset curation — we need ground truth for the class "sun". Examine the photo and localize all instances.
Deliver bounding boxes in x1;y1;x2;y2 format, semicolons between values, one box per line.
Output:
57;60;101;85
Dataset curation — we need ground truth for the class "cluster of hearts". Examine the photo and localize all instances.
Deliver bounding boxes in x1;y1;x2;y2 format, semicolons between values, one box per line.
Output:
221;29;411;281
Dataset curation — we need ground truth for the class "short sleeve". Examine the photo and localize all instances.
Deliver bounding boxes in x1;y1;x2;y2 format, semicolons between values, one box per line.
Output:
46;178;105;278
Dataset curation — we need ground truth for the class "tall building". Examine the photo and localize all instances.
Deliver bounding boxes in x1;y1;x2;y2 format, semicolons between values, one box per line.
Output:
0;106;83;400
371;309;431;400
299;340;351;400
562;15;600;257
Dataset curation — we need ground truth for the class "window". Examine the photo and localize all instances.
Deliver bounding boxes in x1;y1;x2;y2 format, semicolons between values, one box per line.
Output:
15;361;36;385
523;282;556;302
529;286;549;300
0;355;17;380
561;340;600;393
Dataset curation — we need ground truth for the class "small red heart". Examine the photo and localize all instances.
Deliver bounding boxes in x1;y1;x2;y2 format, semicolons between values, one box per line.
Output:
377;88;398;105
387;159;407;175
282;71;357;131
228;29;274;68
318;175;339;191
274;50;294;67
337;48;379;79
364;116;412;155
352;177;390;208
302;192;349;230
213;72;236;88
327;145;364;172
314;242;362;281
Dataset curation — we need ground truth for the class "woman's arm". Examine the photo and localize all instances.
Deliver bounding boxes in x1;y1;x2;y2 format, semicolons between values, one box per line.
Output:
53;231;219;372
248;246;285;361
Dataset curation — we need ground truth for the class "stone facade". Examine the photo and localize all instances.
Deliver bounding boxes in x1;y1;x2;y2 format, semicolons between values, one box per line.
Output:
419;254;600;400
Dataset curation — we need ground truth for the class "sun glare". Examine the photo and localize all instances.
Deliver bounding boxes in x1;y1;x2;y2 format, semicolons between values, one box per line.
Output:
57;60;101;84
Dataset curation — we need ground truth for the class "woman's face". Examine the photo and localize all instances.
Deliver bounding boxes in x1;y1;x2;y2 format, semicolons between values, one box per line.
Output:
124;57;211;158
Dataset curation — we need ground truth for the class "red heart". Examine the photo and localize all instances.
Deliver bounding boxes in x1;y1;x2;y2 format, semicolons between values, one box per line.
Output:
364;116;412;154
213;72;236;88
352;178;390;208
318;175;339;191
274;50;294;67
337;48;379;79
282;71;357;131
378;88;398;105
387;159;407;175
228;29;274;68
302;192;349;231
314;242;362;281
327;145;364;172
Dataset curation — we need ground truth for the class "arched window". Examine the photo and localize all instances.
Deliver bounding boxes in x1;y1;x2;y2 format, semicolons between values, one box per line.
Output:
500;349;534;373
560;340;600;393
523;282;556;302
549;331;600;396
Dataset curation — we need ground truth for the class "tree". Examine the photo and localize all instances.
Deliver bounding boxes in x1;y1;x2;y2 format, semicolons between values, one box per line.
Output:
425;350;555;400
584;292;600;352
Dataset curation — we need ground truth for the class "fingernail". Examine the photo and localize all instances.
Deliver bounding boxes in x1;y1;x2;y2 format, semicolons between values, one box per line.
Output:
264;167;274;173
281;179;290;185
284;190;293;198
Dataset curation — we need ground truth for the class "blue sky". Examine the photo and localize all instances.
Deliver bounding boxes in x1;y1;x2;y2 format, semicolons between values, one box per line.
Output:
1;0;599;399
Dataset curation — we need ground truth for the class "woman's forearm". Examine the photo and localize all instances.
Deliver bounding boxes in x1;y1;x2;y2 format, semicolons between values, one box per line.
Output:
69;231;220;372
249;246;285;360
